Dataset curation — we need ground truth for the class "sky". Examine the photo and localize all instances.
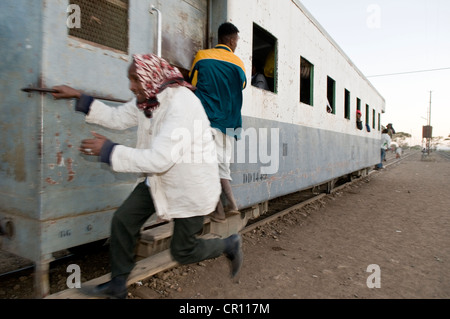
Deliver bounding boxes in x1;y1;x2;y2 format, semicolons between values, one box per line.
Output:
300;0;450;146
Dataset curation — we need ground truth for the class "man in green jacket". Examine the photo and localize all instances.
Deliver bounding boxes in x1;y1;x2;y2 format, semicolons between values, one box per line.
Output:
189;22;247;223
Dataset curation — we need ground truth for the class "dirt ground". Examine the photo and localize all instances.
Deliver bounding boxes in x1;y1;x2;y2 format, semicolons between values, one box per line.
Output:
1;151;449;301
128;151;450;300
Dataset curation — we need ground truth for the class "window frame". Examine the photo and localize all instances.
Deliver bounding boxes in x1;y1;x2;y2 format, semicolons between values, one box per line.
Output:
327;76;336;114
300;57;314;106
344;89;351;120
251;23;278;93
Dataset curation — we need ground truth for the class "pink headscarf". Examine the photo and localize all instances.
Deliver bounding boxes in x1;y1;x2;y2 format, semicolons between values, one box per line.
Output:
133;54;195;118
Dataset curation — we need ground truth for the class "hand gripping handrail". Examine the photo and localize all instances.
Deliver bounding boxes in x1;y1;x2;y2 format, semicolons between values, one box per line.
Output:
21;87;129;104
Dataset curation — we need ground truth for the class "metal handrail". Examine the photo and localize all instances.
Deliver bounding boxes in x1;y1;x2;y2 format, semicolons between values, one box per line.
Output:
150;5;162;57
21;87;129;104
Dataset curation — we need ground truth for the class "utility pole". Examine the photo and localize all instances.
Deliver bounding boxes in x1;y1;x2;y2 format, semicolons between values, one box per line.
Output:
428;91;432;127
427;91;432;153
422;91;433;155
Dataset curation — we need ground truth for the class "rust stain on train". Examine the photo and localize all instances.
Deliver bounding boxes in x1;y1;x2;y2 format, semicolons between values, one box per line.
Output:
45;177;58;185
66;158;75;182
56;151;63;166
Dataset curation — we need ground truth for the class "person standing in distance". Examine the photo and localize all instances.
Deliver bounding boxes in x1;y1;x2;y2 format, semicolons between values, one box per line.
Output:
376;128;391;170
189;22;247;223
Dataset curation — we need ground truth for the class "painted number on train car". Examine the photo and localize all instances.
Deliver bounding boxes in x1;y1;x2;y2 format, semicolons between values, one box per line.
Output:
59;229;72;238
243;172;268;184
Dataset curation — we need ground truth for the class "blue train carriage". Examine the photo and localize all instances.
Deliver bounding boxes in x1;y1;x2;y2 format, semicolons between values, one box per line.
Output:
0;0;210;297
0;0;384;297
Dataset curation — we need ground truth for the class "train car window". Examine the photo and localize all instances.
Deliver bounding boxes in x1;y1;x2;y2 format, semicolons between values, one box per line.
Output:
252;23;277;93
372;109;376;129
326;76;336;114
356;98;361;112
344;89;351;119
68;0;129;53
365;104;370;125
300;57;314;106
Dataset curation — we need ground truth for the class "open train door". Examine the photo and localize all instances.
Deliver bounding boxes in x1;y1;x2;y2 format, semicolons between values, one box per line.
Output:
154;0;209;78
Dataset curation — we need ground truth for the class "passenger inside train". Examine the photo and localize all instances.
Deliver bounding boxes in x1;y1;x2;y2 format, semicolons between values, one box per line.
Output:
251;60;269;90
356;110;363;130
252;23;276;93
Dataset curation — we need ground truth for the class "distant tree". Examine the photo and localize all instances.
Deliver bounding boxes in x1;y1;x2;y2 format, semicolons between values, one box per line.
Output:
392;132;411;148
393;132;411;138
432;136;446;148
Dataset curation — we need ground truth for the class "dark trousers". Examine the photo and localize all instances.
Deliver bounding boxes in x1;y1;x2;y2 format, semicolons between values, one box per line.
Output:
377;148;386;169
110;181;225;278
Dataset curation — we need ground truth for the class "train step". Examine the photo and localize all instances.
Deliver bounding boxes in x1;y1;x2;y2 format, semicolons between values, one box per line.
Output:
137;218;212;259
141;221;174;242
136;207;263;259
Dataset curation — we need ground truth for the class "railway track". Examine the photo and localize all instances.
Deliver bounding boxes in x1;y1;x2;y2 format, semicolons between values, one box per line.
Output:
0;150;415;299
436;150;450;161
